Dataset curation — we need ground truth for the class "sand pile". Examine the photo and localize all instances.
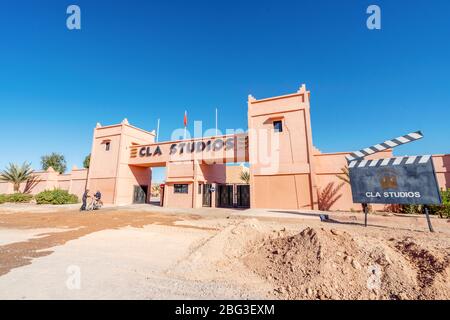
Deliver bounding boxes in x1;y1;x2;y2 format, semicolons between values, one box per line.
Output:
171;219;269;279
168;219;273;298
244;227;450;300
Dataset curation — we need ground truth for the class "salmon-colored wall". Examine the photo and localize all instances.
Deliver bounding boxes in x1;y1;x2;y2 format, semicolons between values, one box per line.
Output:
253;174;312;209
57;174;71;190
0;182;13;194
70;169;89;199
0;167;88;201
197;163;226;184
166;161;194;182
164;183;194;208
88;178;116;204
432;154;450;190
195;181;203;208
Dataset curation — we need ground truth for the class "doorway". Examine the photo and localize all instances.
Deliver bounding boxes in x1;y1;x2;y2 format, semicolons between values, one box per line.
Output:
237;184;250;208
149;166;166;206
217;184;233;208
202;184;212;207
133;185;148;204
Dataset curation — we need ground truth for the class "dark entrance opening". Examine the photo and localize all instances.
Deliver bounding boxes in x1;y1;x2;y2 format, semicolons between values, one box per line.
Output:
133;185;148;204
217;184;233;208
149;166;166;206
202;184;212;207
237;184;250;208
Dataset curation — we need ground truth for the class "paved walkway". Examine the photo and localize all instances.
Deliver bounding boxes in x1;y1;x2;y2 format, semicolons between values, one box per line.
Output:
111;203;325;221
0;202;325;220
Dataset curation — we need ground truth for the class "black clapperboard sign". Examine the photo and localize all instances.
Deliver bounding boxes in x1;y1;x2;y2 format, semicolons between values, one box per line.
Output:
348;155;442;205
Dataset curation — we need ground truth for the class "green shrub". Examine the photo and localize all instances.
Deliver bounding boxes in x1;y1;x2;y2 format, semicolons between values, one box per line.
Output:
402;204;423;215
385;189;450;218
0;193;33;203
35;189;79;205
430;189;450;218
7;193;33;203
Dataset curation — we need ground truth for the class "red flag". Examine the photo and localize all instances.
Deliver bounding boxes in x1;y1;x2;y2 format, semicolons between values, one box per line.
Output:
183;110;187;127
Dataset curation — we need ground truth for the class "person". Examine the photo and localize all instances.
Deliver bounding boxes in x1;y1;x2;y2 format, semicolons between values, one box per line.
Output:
80;189;91;211
94;190;103;207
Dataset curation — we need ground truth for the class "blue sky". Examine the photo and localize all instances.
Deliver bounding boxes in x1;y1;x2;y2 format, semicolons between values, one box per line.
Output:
1;0;449;182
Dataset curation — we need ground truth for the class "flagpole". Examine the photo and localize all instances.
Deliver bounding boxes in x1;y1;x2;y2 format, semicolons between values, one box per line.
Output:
184;110;187;140
215;108;218;136
156;118;160;142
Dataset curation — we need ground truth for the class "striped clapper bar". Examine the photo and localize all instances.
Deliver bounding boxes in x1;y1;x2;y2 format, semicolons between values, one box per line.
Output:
348;155;432;169
346;131;424;162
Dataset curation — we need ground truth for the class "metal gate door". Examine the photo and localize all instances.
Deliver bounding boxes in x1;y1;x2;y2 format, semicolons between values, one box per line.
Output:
217;184;233;207
237;185;250;208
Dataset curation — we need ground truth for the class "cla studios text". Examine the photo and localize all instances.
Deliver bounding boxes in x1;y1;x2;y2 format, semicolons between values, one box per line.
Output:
65;4;382;31
175;304;275;317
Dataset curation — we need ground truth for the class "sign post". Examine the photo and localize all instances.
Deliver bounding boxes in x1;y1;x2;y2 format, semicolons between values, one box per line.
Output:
424;206;435;233
362;203;368;227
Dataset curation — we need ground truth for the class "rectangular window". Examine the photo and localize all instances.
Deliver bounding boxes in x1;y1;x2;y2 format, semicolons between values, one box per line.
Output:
198;183;202;194
174;184;189;194
273;120;283;133
105;142;111;151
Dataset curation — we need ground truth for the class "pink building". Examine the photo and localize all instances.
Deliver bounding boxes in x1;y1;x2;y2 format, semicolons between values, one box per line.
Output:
1;85;449;211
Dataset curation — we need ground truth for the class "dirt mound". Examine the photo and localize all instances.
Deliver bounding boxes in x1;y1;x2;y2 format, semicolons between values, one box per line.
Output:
244;227;369;299
393;237;449;299
169;219;273;298
244;227;450;300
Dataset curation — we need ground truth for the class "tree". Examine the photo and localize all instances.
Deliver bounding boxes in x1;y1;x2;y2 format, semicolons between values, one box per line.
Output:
83;154;91;169
0;162;35;193
41;153;67;174
240;170;250;184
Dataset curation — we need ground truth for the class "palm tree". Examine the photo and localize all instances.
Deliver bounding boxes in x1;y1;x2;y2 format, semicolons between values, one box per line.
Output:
240;171;250;184
0;162;34;193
